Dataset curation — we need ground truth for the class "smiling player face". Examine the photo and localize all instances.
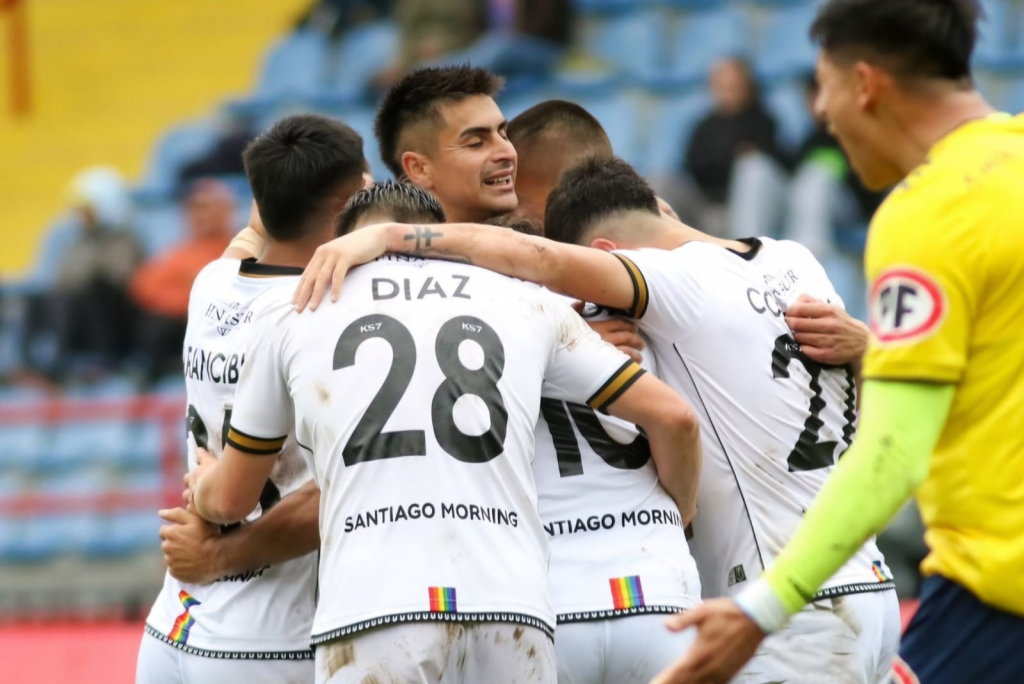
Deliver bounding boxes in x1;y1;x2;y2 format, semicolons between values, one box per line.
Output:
424;95;518;222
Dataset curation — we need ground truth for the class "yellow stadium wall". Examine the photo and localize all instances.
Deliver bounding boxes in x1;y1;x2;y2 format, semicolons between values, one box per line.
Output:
0;0;312;278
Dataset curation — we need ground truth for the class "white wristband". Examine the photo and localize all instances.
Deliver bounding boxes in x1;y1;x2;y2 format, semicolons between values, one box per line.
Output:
734;579;791;635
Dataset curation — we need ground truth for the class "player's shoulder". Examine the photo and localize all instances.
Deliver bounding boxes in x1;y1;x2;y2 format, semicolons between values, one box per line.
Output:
191;257;240;293
878;116;1024;227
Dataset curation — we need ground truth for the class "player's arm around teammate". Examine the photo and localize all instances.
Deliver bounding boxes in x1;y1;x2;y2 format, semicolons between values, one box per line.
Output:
159;475;319;584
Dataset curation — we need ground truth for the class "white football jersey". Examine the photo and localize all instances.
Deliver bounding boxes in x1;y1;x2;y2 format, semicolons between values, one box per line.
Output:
227;256;643;645
145;258;316;659
534;299;701;621
615;238;893;601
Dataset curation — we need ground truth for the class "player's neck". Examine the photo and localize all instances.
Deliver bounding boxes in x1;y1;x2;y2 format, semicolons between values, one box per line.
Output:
890;89;996;177
443;202;500;224
639;216;752;255
259;236;325;270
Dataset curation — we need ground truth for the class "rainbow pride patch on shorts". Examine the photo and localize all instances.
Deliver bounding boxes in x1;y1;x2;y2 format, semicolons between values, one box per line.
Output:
170;590;201;644
609;575;645;610
872;561;893;583
429;586;457;613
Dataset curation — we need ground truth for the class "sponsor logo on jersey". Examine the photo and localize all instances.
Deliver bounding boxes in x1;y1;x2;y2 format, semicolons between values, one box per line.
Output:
609;576;645;610
170;590;201;645
869;267;946;344
428;587;457;613
204;300;254;337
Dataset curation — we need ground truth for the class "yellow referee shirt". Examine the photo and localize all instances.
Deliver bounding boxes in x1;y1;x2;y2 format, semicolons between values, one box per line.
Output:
863;114;1024;617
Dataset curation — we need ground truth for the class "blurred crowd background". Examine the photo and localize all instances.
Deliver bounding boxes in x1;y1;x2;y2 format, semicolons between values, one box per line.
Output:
6;0;1023;677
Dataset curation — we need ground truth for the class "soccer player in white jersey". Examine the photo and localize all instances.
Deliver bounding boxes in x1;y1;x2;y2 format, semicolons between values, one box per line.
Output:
296;156;903;684
136;114;368;684
184;177;701;684
497;100;704;684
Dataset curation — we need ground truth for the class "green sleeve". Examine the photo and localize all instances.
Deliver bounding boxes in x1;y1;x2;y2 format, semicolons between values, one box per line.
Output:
764;379;955;613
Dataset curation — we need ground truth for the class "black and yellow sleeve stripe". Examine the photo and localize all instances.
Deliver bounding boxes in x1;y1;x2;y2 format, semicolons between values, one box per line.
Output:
226;427;287;456
613;254;649;319
588;360;647;414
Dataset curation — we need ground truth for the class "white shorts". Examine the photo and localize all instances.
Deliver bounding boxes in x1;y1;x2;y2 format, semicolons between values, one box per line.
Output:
555;614;697;684
314;621;556;684
737;589;901;684
135;632;314;684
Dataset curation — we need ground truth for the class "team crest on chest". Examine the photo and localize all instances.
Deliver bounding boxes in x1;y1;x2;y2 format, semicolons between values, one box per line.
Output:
869;267;946;344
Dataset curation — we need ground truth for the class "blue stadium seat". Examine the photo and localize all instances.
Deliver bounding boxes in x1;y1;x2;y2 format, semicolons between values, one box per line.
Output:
0;423;48;472
134;203;184;256
974;0;1014;69
36;468;110;498
256;30;328;100
64;377;140;401
573;0;656;16
662;7;748;88
0;519;23;560
136;121;220;201
127;420;167;471
119;469;164;496
583;9;666;82
765;79;813;153
43;420;133;470
87;510;162;557
325;22;398;102
0;471;23;502
1002;78;1024;114
756;4;818;80
153;375;186;397
641;90;713;177
568;92;645;166
335;106;392;181
17;514;100;560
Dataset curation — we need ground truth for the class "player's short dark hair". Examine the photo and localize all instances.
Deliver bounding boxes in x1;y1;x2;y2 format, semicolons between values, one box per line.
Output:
374;65;506;178
507;100;612;157
545;156;659;247
483;213;543;237
336;181;446;236
244;115;365;242
810;0;981;81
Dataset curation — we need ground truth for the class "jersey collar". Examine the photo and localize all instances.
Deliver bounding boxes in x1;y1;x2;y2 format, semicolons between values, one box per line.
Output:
238;258;305;278
728;238;763;262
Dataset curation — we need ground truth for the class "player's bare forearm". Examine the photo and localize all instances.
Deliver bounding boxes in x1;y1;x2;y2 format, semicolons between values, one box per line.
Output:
192;445;278;525
382;223;637;312
216;480;320;575
602;374;701;523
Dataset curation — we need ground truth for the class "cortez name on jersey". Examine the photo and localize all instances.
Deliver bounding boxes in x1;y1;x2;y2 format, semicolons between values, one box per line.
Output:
534;300;701;621
226;255;645;646
614;238;893;601
145;259;316;659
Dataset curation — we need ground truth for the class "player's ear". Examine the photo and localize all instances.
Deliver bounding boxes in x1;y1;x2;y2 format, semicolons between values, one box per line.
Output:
402;151;432;190
854;61;882;112
590;237;618;253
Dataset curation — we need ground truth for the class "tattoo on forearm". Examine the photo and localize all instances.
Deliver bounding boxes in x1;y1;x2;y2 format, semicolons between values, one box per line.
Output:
400;225;472;265
403;225;445;252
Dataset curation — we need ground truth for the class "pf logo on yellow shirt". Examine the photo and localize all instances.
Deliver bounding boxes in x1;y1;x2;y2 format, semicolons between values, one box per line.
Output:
869;267;947;344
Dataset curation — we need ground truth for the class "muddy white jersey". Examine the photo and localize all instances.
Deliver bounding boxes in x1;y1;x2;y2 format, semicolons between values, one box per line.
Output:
146;258;316;659
533;298;701;621
226;256;644;645
614;238;893;601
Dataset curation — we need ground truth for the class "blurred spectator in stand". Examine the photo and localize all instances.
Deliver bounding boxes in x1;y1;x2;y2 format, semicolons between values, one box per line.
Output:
296;0;395;40
130;180;234;382
683;56;788;238
784;73;886;258
374;0;570;89
178;113;256;188
25;168;143;383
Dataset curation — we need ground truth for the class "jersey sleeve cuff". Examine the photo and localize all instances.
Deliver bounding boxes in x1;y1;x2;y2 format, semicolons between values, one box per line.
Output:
226;426;287;455
613;254;649;319
587;360;646;414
